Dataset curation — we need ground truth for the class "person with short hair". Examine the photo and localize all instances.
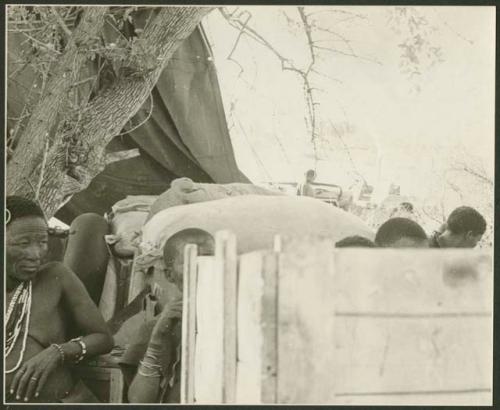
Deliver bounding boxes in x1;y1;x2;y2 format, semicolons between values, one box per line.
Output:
121;228;215;403
375;217;428;248
335;235;376;248
297;169;316;197
5;196;113;403
429;206;486;248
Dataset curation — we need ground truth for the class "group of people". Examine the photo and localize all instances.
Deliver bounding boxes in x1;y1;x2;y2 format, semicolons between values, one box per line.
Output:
336;205;487;250
4;194;488;404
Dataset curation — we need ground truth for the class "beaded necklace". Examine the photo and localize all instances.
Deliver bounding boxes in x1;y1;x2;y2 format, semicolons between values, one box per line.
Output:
5;281;32;374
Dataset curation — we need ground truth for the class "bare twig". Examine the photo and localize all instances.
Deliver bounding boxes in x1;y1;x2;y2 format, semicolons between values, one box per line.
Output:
36;137;50;200
328;119;366;184
305;8;367;20
298;7;315;73
20;31;62;55
226;10;251;77
116;91;154;136
313;44;382;65
431;7;474;45
50;6;73;38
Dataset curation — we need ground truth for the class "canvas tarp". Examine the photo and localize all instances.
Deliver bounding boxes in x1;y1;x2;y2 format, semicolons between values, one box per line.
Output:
7;9;248;224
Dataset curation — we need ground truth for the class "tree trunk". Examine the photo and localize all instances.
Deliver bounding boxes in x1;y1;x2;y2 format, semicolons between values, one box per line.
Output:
8;6;213;218
7;7;109;199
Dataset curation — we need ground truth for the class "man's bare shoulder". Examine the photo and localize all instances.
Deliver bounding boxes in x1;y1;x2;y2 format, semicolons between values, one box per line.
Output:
37;261;73;281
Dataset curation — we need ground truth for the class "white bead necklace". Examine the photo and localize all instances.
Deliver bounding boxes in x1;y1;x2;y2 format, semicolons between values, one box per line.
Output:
5;281;32;374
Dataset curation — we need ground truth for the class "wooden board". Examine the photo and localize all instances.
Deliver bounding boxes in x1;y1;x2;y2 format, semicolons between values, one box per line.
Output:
333;316;492;396
276;237;337;404
193;255;224;403
235;251;265;403
185;233;493;406
261;251;279;403
219;231;238;403
334;391;492;406
331;248;493;404
180;244;198;404
333;249;492;314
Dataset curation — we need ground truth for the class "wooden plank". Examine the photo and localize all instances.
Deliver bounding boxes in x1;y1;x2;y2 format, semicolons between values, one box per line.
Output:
193;255;223;403
127;250;144;303
333;316;492;399
235;251;265;403
221;231;238;403
333;249;492;314
277;237;337;404
180;244;198;404
261;251;278;404
109;368;124;403
334;391;492;406
330;248;493;405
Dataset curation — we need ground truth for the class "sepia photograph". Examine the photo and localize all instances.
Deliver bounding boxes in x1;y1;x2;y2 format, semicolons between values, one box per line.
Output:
4;4;494;405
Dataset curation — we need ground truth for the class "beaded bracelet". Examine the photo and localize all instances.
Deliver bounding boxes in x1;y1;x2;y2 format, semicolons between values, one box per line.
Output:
138;360;162;378
70;337;87;364
51;343;65;364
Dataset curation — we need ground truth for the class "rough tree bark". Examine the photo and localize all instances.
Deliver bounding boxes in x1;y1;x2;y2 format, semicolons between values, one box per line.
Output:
7;7;108;199
7;6;213;218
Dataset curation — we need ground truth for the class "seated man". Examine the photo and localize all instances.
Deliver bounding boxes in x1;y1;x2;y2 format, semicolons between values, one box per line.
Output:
429;206;486;248
335;235;376;248
5;196;114;403
119;228;215;403
375;217;428;248
297;169;317;197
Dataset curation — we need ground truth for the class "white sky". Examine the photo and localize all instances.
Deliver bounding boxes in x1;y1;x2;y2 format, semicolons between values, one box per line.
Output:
203;6;495;204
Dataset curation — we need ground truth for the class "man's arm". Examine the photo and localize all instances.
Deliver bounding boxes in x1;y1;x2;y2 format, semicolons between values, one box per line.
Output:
60;263;114;359
10;264;114;401
127;298;182;403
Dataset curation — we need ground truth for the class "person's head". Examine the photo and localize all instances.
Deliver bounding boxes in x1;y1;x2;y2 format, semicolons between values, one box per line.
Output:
375;217;428;248
443;206;487;248
6;196;48;284
163;228;215;290
305;169;316;183
336;235;376;248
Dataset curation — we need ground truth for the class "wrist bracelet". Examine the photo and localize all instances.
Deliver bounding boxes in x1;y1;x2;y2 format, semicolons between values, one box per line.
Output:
51;343;65;364
138;367;162;378
70;337;87;364
139;360;162;378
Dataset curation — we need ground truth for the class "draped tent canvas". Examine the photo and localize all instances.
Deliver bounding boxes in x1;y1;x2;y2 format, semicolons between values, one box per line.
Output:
7;8;248;224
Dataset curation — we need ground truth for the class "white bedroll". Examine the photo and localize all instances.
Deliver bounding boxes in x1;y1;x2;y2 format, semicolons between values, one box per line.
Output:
180;232;493;405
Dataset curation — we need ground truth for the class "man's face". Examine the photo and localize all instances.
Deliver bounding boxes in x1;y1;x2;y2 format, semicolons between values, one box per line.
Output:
460;232;483;248
306;172;316;183
6;216;49;283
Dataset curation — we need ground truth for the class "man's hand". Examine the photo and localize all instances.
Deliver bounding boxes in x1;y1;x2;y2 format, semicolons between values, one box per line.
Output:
9;345;62;402
150;297;183;346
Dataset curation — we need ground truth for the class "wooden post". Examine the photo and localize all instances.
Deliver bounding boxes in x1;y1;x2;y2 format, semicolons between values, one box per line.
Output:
235;251;265;403
180;244;198;404
261;251;279;403
194;255;223;403
276;236;337;404
215;231;238;403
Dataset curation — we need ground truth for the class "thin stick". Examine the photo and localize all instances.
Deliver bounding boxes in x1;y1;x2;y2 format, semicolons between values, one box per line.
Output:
36;137;50;200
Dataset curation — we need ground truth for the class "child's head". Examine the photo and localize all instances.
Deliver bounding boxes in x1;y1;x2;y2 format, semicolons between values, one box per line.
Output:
335;235;376;248
375;217;428;248
163;228;215;289
444;206;486;248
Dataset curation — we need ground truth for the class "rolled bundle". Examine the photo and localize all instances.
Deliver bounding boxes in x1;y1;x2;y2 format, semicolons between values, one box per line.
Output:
138;195;374;269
